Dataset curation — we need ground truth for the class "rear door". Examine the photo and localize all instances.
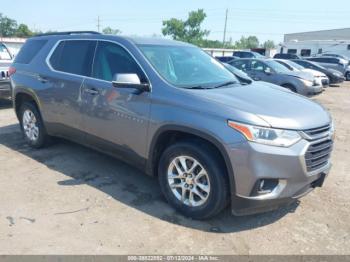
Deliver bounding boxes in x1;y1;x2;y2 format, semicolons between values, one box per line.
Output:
43;40;97;136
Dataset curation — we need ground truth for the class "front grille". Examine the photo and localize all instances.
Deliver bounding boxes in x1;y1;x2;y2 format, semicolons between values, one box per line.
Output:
302;124;331;140
305;139;333;172
321;79;329;85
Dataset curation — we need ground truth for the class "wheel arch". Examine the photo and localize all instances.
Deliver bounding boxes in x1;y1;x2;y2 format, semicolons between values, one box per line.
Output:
14;90;42;120
147;125;236;196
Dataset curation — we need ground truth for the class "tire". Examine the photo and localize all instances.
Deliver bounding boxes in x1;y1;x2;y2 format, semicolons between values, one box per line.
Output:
19;102;50;148
158;141;229;219
346;72;350;81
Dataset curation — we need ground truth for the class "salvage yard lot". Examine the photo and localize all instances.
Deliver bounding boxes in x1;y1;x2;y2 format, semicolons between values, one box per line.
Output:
0;83;349;255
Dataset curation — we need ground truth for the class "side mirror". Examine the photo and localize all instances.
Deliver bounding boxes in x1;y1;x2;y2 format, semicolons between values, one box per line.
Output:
112;73;150;92
264;68;272;75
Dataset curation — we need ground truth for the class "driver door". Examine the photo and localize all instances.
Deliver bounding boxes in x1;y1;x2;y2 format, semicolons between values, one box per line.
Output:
80;41;151;166
250;60;275;83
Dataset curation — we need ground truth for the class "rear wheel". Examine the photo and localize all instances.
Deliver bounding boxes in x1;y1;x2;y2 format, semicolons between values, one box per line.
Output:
19;102;50;148
158;141;229;219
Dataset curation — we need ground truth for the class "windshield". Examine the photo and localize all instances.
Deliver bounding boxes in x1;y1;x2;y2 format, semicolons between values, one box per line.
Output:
139;45;238;88
282;60;304;70
0;44;12;60
305;60;326;70
264;60;292;73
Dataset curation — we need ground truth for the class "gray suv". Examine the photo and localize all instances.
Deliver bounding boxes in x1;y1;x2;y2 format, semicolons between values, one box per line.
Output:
11;32;334;219
229;58;323;95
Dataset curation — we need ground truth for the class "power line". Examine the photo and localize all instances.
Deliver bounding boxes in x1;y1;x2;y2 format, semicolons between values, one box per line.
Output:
222;8;228;47
97;16;101;32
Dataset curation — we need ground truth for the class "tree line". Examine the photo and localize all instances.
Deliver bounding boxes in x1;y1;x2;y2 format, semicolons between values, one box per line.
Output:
0;10;276;49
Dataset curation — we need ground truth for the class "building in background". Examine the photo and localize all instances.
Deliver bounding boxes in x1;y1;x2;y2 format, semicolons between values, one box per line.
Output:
281;28;350;57
0;37;26;56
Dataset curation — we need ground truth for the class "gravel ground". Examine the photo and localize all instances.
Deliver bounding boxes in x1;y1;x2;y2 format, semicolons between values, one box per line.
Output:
0;83;349;255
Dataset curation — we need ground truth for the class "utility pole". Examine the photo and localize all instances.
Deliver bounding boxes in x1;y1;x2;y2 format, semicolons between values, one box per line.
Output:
97;16;101;32
222;8;228;48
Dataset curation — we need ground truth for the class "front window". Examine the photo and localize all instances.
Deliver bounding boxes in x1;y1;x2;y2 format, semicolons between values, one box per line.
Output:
0;43;12;60
282;60;304;70
139;45;237;88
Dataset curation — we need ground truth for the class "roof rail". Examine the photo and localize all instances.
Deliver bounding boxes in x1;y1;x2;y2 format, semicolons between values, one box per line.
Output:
34;31;101;37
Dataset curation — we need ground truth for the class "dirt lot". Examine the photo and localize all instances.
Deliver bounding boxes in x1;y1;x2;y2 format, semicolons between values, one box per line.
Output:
0;83;349;255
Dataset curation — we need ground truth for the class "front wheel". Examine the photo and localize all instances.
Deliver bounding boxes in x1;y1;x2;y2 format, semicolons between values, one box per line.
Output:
158;141;229;219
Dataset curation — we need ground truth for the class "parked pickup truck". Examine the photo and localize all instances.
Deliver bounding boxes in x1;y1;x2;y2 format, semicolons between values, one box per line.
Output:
0;43;13;100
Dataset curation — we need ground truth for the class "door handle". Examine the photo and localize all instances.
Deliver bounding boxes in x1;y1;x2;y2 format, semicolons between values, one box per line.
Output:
84;88;99;95
37;75;48;83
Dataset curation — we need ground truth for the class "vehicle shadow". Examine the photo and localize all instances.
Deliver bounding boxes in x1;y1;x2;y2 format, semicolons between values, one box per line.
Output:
0;99;12;109
0;123;299;233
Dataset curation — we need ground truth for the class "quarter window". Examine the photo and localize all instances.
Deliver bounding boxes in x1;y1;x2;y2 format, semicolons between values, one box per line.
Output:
49;40;96;76
15;40;47;64
92;41;146;82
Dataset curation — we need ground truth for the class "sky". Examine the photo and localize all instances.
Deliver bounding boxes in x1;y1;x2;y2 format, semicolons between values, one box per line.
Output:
2;0;350;44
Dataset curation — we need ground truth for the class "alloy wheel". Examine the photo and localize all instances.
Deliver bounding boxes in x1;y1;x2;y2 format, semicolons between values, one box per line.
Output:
22;109;39;142
167;155;210;207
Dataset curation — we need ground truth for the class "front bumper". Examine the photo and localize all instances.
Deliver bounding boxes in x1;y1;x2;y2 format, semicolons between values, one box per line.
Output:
0;80;11;100
226;137;332;216
307;84;323;95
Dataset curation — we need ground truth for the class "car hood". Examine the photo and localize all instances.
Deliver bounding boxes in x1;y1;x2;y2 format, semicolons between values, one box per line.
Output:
328;68;343;76
303;69;327;78
192;82;331;130
281;70;314;81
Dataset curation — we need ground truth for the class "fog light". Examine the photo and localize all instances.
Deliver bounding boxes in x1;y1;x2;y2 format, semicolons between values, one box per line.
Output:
251;179;279;196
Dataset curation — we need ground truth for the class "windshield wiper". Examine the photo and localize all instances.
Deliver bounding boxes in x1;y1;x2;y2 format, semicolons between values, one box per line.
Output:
212;81;238;89
185;85;211;89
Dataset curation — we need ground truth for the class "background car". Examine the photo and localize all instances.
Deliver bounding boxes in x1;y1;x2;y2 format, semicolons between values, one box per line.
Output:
229;58;322;95
273;53;301;59
321;53;350;60
233;51;265;58
306;56;348;75
0;43;13;100
215;56;237;63
223;63;253;84
275;59;330;87
292;59;345;85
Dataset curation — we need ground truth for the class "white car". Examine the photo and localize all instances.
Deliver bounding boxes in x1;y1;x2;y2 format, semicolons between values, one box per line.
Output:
275;59;330;87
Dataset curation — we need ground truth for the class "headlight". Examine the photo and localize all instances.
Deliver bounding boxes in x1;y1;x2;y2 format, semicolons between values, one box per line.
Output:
228;120;301;147
300;79;313;86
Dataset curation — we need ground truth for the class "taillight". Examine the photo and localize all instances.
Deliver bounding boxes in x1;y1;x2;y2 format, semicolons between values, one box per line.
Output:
8;66;16;77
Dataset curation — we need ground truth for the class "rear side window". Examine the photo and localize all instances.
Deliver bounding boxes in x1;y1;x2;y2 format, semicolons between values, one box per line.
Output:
49;40;96;76
0;43;12;60
15;40;47;64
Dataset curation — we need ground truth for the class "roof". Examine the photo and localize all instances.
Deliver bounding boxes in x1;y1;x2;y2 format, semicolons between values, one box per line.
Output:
31;31;193;47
